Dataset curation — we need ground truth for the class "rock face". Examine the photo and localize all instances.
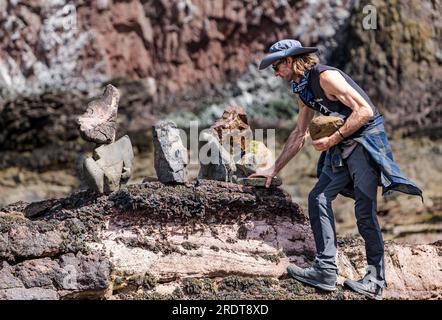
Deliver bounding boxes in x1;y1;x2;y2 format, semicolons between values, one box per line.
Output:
309;116;345;140
334;0;442;136
152;120;187;184
1;0;440;179
78;84;120;144
0;0;353;101
0;0;363;165
0;182;440;300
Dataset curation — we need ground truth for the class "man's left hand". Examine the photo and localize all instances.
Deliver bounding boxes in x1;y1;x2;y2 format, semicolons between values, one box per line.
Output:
312;136;335;151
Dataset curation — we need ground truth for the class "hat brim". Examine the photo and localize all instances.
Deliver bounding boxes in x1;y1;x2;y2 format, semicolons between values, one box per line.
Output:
259;47;318;70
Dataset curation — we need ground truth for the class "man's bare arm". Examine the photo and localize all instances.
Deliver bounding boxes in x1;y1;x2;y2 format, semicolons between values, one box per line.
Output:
249;97;315;187
312;70;374;151
322;70;373;138
273;97;315;173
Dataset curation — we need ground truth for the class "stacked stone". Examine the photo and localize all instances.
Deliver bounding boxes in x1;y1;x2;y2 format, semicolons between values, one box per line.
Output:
150;106;279;187
78;84;134;193
152;120;188;184
198;106;280;187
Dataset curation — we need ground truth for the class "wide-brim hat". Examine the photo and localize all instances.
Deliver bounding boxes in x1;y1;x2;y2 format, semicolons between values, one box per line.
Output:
259;39;318;70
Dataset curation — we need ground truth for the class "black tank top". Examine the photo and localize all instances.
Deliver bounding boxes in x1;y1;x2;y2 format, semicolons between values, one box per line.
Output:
306;64;379;119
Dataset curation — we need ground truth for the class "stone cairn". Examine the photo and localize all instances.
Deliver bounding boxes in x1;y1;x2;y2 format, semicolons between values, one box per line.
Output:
150;106;280;187
78;84;134;193
198;106;281;187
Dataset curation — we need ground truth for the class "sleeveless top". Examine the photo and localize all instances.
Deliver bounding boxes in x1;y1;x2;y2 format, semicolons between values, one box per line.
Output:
304;64;380;158
305;64;379;121
303;66;423;200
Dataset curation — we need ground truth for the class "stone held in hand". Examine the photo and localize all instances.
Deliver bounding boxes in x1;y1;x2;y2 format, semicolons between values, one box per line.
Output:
153;120;188;184
309;115;344;140
78;84;120;144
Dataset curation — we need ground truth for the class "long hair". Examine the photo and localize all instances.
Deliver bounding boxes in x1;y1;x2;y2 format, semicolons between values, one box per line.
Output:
291;53;320;77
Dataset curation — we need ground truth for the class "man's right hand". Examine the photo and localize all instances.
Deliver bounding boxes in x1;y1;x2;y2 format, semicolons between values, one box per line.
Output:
248;167;277;188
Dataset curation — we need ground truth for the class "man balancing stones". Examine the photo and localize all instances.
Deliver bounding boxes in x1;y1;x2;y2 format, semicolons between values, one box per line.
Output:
251;39;422;300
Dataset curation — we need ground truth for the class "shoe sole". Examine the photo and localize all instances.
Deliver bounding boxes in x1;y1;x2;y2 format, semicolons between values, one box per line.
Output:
288;272;336;292
344;282;382;300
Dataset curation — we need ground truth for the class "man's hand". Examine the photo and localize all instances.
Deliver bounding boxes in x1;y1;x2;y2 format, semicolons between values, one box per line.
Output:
248;167;277;188
312;135;340;152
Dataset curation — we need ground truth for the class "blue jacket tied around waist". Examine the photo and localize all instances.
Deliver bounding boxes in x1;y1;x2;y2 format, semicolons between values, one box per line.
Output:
317;114;423;200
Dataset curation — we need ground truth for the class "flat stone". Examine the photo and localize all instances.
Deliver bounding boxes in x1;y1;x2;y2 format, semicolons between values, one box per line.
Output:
153;120;187;184
235;177;282;187
142;176;159;183
309;115;344;140
78;84;120;144
24;199;58;218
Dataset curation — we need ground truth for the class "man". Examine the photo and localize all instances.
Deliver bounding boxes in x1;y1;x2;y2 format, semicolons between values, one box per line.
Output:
250;39;422;300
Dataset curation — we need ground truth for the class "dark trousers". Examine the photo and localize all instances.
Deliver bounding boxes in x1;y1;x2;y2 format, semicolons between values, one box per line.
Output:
308;144;385;285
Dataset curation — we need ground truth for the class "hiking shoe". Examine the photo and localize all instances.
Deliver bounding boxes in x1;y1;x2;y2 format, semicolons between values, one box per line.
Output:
344;267;384;300
287;264;337;291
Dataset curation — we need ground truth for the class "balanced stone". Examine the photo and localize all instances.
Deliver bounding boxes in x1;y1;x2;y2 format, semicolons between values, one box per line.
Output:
309;115;344;140
211;106;250;150
83;135;134;193
78;84;120;144
198;107;277;182
153;120;187;184
198;106;253;182
236;140;275;178
198;131;236;182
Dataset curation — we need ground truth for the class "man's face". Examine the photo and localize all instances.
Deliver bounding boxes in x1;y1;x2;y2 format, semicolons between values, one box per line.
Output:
272;57;293;81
